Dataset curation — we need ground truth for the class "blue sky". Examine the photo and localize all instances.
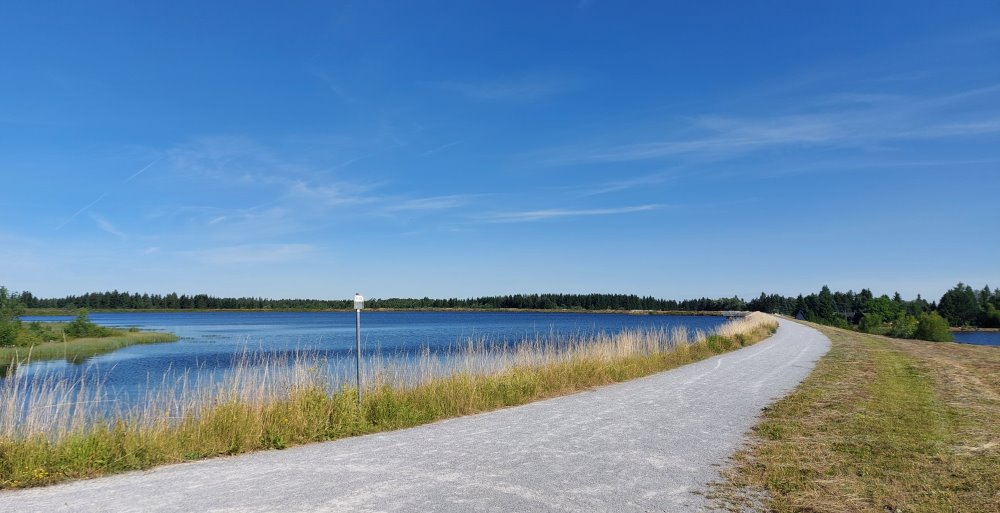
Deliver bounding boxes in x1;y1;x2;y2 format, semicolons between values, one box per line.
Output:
2;1;998;301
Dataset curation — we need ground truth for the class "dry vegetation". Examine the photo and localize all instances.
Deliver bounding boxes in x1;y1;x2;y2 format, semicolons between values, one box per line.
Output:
716;321;1000;512
0;314;777;489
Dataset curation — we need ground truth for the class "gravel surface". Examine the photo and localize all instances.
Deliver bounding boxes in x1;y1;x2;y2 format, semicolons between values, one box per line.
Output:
1;319;830;513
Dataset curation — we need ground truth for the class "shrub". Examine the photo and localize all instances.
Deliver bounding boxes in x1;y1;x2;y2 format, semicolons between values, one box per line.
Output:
859;313;886;335
828;317;851;329
888;314;918;339
64;310;114;338
914;312;953;342
0;321;19;347
0;287;24;346
27;322;61;342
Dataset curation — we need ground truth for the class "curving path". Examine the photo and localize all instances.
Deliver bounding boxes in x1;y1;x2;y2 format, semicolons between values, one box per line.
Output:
2;319;830;513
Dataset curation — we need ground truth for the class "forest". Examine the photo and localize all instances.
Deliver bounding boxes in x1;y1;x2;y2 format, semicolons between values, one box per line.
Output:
6;283;999;340
746;283;1000;342
11;290;746;313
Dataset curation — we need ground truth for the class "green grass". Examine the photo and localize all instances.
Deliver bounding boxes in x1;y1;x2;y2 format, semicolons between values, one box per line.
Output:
716;322;1000;512
0;331;178;366
0;314;777;489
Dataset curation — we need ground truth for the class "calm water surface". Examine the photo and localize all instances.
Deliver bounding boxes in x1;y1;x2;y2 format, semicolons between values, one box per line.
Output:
952;331;1000;346
9;311;726;397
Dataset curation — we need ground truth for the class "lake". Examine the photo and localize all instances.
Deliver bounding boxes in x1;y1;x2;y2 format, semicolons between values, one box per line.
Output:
9;311;727;397
952;330;1000;346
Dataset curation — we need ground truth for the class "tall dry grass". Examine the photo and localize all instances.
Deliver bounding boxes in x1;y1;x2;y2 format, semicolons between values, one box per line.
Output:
0;313;777;488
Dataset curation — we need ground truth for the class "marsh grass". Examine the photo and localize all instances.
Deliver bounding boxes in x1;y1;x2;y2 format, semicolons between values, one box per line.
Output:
0;330;178;365
0;313;777;489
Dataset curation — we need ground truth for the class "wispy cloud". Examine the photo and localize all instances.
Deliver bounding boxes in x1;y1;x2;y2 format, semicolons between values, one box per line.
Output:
312;70;358;106
165;136;306;184
91;214;126;238
383;194;487;212
486;204;660;223
286;180;381;208
543;83;1000;165
422;140;463;156
554;115;850;164
429;73;581;102
284;179;482;215
182;243;315;265
565;172;673;197
897;120;1000;138
204;206;289;227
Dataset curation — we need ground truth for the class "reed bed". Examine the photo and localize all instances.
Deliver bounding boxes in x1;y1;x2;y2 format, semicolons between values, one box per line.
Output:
0;331;178;365
0;313;777;489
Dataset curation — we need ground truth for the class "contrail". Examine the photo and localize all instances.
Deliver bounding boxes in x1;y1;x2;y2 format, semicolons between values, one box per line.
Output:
124;159;158;183
56;159;158;229
421;140;462;156
56;192;108;229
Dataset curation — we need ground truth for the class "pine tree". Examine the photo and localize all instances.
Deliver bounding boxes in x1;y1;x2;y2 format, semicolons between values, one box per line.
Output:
938;283;981;327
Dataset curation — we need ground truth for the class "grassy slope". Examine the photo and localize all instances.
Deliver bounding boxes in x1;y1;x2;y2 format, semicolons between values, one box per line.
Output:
0;332;178;365
717;322;1000;512
0;320;776;489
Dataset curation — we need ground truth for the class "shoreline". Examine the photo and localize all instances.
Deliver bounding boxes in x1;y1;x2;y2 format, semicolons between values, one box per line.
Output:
949;327;1000;333
22;307;729;317
0;314;777;489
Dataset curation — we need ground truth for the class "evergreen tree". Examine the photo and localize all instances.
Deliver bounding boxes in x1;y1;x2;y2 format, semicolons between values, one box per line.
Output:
816;286;837;322
938;283;981;327
979;285;992;311
858;288;874;305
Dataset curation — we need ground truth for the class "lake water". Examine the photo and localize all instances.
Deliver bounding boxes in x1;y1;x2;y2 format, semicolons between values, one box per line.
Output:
9;311;727;398
952;331;1000;346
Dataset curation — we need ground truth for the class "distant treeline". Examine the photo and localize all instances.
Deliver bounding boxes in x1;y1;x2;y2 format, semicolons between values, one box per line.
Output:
12;290;746;313
9;283;1000;334
746;283;1000;342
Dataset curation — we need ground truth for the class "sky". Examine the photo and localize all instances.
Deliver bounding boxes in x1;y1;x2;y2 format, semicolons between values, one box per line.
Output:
1;1;999;302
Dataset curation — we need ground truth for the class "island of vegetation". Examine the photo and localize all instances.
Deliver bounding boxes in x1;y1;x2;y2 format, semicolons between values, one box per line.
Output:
0;288;177;364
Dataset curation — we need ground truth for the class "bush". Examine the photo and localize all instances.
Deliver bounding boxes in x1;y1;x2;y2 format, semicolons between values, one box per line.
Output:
0;286;25;346
914;312;953;342
859;313;886;335
0;321;19;347
64;310;114;338
888;314;918;339
828;317;851;329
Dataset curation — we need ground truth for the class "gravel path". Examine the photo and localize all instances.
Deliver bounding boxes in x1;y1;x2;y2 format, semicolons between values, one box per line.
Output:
2;319;829;513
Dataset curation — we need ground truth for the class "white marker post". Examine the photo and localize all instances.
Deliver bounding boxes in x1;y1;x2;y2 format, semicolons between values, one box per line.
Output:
353;293;364;405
